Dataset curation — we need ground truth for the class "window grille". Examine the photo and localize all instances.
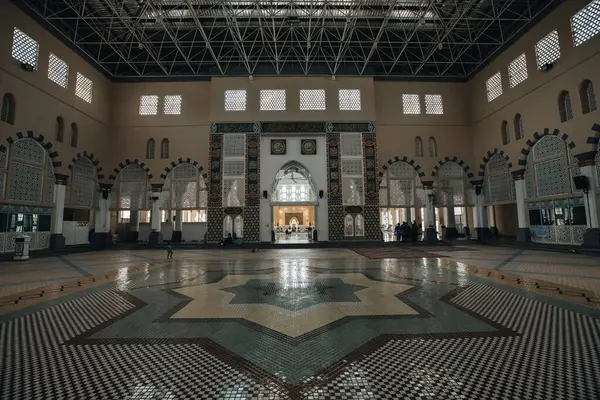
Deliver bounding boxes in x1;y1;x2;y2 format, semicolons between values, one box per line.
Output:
424;94;443;114
514;114;524;140
300;89;326;110
535;30;561;69
260;89;286;111
402;94;421;114
147;139;155;159
486;72;503;102
501;121;510;145
11;28;38;69
508;53;528;88
48;53;69;88
571;0;600;46
163;95;182;115
415;137;423;157
428;137;437;157
224;90;246;111
338;89;361;111
139;95;159;115
75;73;93;103
161;139;170;159
559;91;574;122
580;80;597;114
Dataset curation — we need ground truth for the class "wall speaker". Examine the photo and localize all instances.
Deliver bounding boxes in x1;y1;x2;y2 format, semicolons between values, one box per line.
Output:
475;186;483;196
573;175;590;191
263;190;268;199
319;190;324;199
101;190;109;200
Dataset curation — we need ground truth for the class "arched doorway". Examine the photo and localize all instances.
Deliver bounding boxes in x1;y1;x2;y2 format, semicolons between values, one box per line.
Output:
270;162;318;243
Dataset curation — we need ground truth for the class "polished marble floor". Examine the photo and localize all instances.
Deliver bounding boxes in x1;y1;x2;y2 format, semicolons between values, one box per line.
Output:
1;245;600;399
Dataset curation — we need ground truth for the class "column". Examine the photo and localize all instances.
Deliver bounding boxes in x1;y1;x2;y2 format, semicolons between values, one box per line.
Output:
472;185;491;241
579;160;600;246
91;183;113;249
50;173;69;249
423;182;437;242
488;205;499;236
126;210;140;242
512;172;531;242
149;184;163;245
172;210;183;242
444;206;457;239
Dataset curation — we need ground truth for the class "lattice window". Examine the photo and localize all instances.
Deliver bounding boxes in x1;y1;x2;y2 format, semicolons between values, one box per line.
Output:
70;170;95;209
588;81;598;112
12;28;38;69
223;215;233;237
139;95;159;115
75;73;93;103
223;160;246;177
234;215;244;237
558;91;573;122
116;164;147;210
48;53;68;88
533;135;565;161
121;164;147;181
388;162;414;179
424;94;443;114
415;137;423;157
571;0;600;46
342;178;363;205
428;137;437;157
223;178;243;207
436;161;465;206
514;114;524;140
6;139;53;206
339;89;361;111
300;89;326;110
174;163;198;180
260;89;286;111
486;154;512;204
535;30;561;69
223;134;246;157
344;214;355;236
355;214;365;236
146;139;155;159
161;139;169;159
341;159;363;176
535;158;569;197
486;72;503;102
402;94;421;114
580;80;597;114
341;133;362;157
389;180;414;206
501;121;510;145
163;95;182;115
224;89;246;111
508;53;528;88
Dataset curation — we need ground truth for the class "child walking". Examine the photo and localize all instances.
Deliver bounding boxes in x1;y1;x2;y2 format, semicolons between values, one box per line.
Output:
166;242;173;259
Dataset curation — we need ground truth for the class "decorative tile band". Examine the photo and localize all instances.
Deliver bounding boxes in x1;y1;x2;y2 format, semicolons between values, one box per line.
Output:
210;121;376;134
362;133;380;241
245;133;260;242
326;133;344;241
207;134;223;243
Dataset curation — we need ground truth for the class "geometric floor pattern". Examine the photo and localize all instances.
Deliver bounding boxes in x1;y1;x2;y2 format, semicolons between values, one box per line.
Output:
1;246;600;399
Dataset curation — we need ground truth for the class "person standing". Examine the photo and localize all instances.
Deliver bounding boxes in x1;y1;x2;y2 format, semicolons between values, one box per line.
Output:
166;242;173;258
394;223;402;242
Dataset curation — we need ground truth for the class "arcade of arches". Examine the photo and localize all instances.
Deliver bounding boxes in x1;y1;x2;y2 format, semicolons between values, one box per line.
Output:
2;131;600;251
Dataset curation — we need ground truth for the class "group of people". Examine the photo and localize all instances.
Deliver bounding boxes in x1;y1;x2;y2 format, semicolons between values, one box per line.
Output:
394;221;422;243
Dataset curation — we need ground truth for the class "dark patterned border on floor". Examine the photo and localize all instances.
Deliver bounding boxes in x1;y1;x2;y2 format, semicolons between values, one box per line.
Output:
351;247;449;259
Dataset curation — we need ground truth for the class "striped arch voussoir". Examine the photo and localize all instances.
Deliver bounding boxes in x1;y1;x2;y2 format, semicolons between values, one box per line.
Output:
160;158;208;185
109;159;153;181
431;156;474;179
478;149;513;178
67;151;105;181
584;122;600;153
377;156;426;183
518;127;575;167
0;131;62;169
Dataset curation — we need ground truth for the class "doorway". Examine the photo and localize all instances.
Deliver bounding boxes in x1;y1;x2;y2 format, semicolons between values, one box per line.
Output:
272;205;316;243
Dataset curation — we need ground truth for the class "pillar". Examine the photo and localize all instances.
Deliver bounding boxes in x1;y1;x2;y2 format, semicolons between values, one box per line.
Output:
126;210;140;242
172;210;183;242
149;184;163;246
444;206;458;239
578;157;600;246
471;185;492;242
50;173;69;249
423;182;437;242
512;171;531;242
91;183;114;249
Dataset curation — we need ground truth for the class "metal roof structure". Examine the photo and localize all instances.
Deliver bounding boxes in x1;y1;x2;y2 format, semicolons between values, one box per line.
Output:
13;0;566;81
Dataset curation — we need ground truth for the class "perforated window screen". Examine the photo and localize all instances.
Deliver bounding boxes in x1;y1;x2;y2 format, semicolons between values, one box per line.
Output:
424;94;443;114
486;72;503;102
300;89;326;110
163;95;182;115
535;30;561;69
224;90;246;111
75;73;93;103
402;94;421;114
260;89;286;111
571;0;600;46
48;53;68;88
508;53;528;88
139;95;159;115
339;89;361;111
12;28;38;69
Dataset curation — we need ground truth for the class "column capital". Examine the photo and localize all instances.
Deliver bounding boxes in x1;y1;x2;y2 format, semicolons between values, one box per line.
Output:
421;180;434;190
151;183;164;192
99;183;113;191
578;159;596;167
55;173;69;185
511;169;526;181
574;151;596;166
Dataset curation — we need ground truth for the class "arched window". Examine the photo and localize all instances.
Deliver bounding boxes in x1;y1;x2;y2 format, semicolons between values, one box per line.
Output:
484;153;514;205
161;138;169;159
344;214;354;236
435;161;466;206
113;164;148;213
223;215;233;237
580;80;597;114
70;123;78;147
147;139;155;159
68;157;96;209
1;93;16;125
234;215;244;238
55;117;64;143
501;120;510;145
163;163;208;221
414;137;423;157
558;90;573;122
513;114;524;140
354;214;365;236
428;137;437;157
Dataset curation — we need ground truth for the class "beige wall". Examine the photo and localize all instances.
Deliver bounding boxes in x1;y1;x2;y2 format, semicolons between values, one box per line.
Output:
495;204;519;236
469;0;600;173
0;1;112;175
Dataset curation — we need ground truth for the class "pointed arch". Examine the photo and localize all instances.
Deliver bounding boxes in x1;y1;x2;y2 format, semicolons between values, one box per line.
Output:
67;151;104;181
414;136;423;157
558;90;573;122
1;93;16;125
69;123;78;147
147;138;155;159
160;158;208;184
109;159;153;180
270;160;318;203
518;128;576;168
431;157;474;179
161;138;170;159
580;79;597;115
0;131;62;169
377;156;425;182
477;149;513;180
513;114;524;140
428;137;437;157
501;120;510;145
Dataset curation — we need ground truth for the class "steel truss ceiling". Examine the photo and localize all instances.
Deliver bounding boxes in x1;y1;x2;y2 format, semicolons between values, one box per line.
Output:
13;0;566;81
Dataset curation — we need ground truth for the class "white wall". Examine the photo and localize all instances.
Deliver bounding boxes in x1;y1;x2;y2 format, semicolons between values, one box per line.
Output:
259;135;329;242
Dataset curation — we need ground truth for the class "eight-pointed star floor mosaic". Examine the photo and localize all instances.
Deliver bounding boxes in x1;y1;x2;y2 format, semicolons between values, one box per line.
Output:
1;246;600;399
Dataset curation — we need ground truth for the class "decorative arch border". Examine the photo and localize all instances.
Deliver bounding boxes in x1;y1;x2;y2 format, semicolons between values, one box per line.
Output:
0;130;62;169
377;156;425;183
431;156;474;179
109;159;153;181
159;158;208;186
518;127;576;167
269;160;319;203
476;149;513;183
67;151;105;180
583;123;600;153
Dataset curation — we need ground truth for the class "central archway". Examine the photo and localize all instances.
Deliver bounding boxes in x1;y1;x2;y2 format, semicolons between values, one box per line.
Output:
270;161;318;243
